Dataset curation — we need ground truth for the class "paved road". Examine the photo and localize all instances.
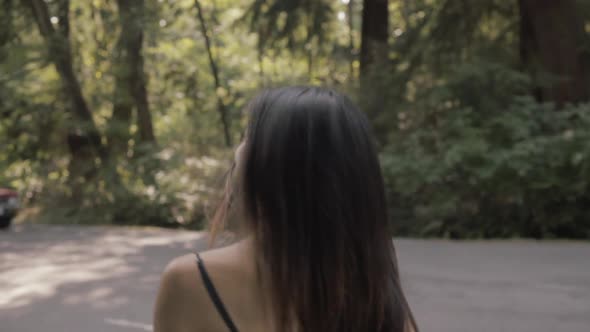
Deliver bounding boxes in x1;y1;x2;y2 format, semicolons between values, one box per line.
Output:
1;225;589;332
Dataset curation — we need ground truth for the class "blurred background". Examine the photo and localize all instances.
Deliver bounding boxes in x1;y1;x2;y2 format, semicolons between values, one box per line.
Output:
2;0;590;239
2;1;590;332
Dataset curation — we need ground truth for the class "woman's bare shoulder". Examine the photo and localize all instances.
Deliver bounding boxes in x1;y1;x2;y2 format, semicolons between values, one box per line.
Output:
193;239;256;281
160;239;252;289
154;241;256;332
153;253;222;332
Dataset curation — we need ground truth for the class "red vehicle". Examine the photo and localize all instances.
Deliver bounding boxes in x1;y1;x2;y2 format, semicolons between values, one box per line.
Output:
0;188;19;229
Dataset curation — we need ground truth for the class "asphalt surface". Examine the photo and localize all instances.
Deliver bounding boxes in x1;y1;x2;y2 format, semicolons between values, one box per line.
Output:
1;225;589;332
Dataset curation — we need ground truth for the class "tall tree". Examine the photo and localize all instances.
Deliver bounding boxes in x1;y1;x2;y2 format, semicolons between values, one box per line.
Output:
24;0;108;169
109;0;155;154
360;0;389;77
359;0;389;143
519;0;589;105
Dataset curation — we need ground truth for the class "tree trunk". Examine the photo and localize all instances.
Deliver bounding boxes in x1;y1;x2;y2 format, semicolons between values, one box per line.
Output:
110;0;155;154
360;0;389;78
195;0;231;147
109;14;134;154
126;0;155;146
359;0;389;144
347;0;356;79
0;0;13;61
519;0;589;105
257;26;267;87
25;0;108;165
134;62;156;145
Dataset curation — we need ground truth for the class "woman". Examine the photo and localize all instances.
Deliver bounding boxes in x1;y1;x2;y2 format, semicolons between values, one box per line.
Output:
154;87;418;332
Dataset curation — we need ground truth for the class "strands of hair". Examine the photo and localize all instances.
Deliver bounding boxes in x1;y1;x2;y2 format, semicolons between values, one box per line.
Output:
210;86;417;332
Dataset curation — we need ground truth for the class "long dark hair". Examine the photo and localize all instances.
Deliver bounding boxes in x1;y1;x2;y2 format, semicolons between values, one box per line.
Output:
211;86;417;332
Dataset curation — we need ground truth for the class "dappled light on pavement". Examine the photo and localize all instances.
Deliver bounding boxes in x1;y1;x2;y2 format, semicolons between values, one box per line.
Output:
0;225;206;332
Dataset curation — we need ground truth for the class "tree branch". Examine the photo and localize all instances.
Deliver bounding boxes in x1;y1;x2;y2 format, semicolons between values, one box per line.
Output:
194;0;231;147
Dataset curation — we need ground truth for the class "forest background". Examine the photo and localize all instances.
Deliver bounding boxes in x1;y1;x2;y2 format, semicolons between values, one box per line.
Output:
2;0;590;239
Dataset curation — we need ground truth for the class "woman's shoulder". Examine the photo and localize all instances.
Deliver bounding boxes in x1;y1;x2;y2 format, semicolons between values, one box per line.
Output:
154;240;257;332
161;238;253;285
154;253;216;331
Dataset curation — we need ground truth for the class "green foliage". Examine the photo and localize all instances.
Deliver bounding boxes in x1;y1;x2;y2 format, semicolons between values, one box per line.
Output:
372;0;590;238
0;0;249;228
2;0;590;239
3;142;228;228
242;0;335;51
381;60;590;238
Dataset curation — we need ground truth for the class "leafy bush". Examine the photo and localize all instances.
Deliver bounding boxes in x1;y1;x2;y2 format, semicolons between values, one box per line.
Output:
4;143;228;229
381;61;590;239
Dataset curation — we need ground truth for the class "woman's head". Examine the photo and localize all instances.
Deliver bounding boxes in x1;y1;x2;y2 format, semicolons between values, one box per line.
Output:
215;86;416;332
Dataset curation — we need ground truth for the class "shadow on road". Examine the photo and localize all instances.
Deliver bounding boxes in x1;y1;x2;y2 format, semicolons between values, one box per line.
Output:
0;225;207;332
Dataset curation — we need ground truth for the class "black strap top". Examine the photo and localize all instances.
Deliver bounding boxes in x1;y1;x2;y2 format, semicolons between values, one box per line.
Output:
195;253;239;332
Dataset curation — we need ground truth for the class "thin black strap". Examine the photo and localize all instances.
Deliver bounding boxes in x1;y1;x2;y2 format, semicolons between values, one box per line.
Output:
195;253;239;332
